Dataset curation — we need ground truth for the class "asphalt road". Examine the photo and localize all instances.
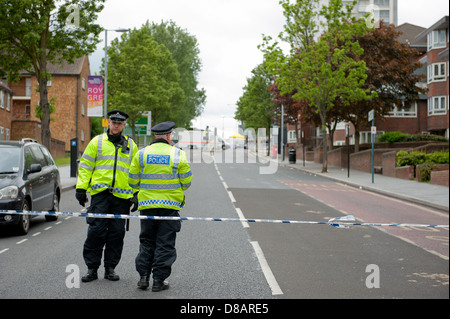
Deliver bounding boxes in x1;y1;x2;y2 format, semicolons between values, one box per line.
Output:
0;148;448;301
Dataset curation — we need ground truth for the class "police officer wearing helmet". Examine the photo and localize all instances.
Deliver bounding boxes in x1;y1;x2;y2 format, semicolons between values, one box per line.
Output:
129;121;192;291
76;110;138;283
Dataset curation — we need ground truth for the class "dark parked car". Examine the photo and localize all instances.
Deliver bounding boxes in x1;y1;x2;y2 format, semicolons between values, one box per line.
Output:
0;138;61;235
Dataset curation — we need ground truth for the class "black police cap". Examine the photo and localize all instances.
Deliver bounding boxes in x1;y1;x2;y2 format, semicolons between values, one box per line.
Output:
107;110;129;123
151;121;175;135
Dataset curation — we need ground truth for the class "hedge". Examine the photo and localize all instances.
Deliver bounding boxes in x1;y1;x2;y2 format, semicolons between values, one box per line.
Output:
379;131;448;143
396;150;449;167
396;150;449;182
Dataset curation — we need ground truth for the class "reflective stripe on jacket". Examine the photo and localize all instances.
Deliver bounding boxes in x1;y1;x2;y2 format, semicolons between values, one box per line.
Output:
76;133;138;199
128;141;192;211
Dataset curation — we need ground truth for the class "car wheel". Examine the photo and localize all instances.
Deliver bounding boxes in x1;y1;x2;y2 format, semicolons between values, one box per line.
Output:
15;200;31;235
45;192;59;222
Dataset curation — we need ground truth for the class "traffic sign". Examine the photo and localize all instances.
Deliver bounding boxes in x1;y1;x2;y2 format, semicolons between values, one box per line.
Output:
368;109;374;122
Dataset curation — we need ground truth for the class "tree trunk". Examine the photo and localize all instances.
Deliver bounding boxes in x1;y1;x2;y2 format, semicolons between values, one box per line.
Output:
321;126;328;173
38;74;51;149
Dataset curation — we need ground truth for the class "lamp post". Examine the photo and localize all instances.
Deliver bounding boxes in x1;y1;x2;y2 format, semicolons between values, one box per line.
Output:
104;28;129;130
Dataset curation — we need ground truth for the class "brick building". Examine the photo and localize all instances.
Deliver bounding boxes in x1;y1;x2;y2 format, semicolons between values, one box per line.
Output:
0;81;13;141
416;15;449;138
7;56;92;156
285;17;449;156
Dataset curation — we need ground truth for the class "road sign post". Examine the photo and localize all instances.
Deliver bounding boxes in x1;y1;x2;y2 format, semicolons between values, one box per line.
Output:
369;110;375;183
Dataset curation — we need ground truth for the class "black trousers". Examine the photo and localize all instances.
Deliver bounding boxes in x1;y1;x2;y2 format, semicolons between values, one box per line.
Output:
135;208;181;281
83;191;130;269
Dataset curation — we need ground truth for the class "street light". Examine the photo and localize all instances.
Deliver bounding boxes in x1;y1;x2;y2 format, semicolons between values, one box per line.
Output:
104;28;129;131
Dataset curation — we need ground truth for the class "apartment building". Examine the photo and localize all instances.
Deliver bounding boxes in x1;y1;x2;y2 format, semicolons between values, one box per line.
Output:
416;15;449;138
341;0;398;26
0;81;13;141
284;16;448;154
7;56;92;154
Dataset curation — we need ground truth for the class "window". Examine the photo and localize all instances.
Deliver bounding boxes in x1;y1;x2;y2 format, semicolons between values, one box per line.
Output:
388;101;417;117
0;127;4;140
40;146;55;166
25;78;31;96
6;92;10;111
428;29;446;50
287;130;297;143
374;0;390;6
428;62;446;82
24;147;34;172
360;131;384;144
428;96;447;115
0;90;4;109
29;145;48;167
82;78;86;90
5;128;10;141
0;146;20;173
379;10;390;24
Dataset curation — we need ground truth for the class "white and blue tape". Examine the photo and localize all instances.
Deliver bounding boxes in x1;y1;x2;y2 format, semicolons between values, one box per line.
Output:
1;210;448;229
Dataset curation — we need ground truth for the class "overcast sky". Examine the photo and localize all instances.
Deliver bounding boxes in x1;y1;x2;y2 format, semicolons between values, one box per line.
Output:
89;0;449;138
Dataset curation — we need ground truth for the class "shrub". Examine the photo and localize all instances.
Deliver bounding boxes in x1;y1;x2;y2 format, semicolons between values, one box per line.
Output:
396;150;427;167
379;131;449;143
407;134;449;143
426;151;449;164
396;150;449;182
418;162;435;182
378;131;409;143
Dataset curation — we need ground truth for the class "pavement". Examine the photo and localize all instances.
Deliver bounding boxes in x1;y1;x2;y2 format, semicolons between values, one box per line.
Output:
59;164;77;193
58;153;449;212
276;156;449;212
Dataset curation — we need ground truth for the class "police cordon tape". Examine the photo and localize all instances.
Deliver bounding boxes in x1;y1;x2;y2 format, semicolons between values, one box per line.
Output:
1;210;449;229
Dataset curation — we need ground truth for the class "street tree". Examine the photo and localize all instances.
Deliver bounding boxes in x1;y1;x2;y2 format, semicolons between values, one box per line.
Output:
0;0;104;149
146;20;206;128
106;24;185;141
340;21;427;152
235;64;274;155
261;0;376;172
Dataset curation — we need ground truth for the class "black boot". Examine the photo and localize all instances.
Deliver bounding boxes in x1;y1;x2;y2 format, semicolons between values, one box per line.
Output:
152;279;169;292
104;267;120;281
137;275;150;290
81;268;98;282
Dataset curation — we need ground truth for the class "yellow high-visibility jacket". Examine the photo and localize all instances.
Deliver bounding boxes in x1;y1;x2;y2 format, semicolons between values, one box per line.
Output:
76;133;138;199
128;141;192;211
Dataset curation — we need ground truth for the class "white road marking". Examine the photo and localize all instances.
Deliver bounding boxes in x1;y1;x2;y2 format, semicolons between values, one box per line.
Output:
251;241;283;296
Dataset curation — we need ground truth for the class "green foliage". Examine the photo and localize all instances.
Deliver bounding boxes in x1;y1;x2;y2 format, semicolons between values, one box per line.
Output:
427;151;449;164
396;150;449;167
260;0;375;172
417;162;435;182
396;151;427;167
378;131;409;143
106;24;185;138
35;97;56;121
379;131;449;143
146;20;206;127
235;64;274;132
407;134;449;143
0;0;105;148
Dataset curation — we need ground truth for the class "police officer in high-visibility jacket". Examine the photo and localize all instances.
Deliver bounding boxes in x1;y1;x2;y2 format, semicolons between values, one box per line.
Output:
75;110;138;283
129;121;192;291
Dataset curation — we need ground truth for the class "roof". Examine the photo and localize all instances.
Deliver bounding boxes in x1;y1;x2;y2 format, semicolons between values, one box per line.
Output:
20;56;89;76
0;82;14;94
416;16;449;42
396;23;427;47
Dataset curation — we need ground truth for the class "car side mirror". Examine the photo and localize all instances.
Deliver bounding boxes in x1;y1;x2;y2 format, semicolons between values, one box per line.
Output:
28;164;42;174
